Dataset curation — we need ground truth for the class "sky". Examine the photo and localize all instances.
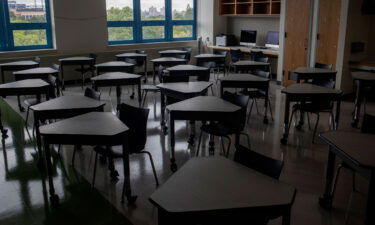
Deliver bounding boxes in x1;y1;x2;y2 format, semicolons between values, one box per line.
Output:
106;0;192;11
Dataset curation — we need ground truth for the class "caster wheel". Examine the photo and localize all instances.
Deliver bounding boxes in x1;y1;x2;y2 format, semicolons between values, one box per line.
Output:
263;118;269;124
319;196;332;209
127;195;138;205
170;163;177;172
50;194;60;208
280;138;287;145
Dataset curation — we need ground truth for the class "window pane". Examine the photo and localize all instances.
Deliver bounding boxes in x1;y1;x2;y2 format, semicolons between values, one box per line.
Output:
142;26;164;39
106;0;133;21
173;25;193;38
108;27;133;41
13;29;47;46
8;0;47;23
141;0;165;21
172;0;194;20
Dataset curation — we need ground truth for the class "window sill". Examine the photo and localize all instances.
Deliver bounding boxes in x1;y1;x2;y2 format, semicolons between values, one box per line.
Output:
107;40;198;51
0;48;58;60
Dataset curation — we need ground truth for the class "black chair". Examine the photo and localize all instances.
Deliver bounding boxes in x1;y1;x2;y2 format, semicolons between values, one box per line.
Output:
249;51;264;61
196;92;250;157
234;145;284;180
315;62;333;70
75;53;97;89
330;114;375;204
228;49;243;73
242;69;273;123
289;79;336;143
182;47;192;61
33;56;41;64
91;103;159;202
213;50;228;77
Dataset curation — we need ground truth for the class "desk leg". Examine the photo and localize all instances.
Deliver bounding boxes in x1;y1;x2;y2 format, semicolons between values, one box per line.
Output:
43;141;60;207
61;64;65;91
1;69;4;83
34;117;44;169
116;86;121;109
319;148;336;208
160;92;167;134
352;80;362;128
282;206;291;225
17;95;25;112
263;87;269;124
144;59;148;83
365;170;375;224
0;109;8;139
281;97;290;145
220;83;224;98
121;140;137;204
153;64;156;84
334;99;341;130
209;133;215;155
137;81;142;107
187;121;195;145
169;113;177;172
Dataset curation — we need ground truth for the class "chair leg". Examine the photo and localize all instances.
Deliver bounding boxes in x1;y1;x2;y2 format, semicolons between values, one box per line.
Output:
254;99;260;114
247;99;255;124
331;164;344;200
92;152;99;188
141;151;159;186
220;137;225;155
57;144;61;155
196;129;203;157
142;90;148;108
240;132;251;149
71;145;77;167
25;106;30;126
307;112;312;130
267;97;274;121
287;109;297;133
330;112;336;130
223;136;231;158
352;171;356;192
312;113;320;143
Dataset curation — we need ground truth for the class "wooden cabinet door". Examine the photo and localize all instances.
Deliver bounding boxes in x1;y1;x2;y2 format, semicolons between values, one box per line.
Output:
316;0;341;69
283;0;312;86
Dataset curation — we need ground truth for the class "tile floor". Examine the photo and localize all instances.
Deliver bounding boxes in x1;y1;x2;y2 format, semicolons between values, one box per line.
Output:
0;74;373;225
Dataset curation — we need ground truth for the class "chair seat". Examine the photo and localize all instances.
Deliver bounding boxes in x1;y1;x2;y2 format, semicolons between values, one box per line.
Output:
201;123;237;137
240;90;266;98
24;98;39;107
141;85;160;92
293;102;332;113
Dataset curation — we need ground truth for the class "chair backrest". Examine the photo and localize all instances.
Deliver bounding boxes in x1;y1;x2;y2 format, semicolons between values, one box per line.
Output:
182;47;192;61
52;64;60;72
125;57;137;65
135;50;146;54
84;87;101;100
214;50;228;56
118;103;149;152
162;74;189;83
174;54;187;60
361;114;375;134
250;51;264;61
34;56;41;64
234;145;284;180
254;69;270;79
222;91;249;130
255;57;269;63
315;62;333;70
133;50;146;66
230;49;242;63
46;75;57;98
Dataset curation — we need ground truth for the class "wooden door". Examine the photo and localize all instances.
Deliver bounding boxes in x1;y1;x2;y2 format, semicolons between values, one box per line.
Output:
316;0;341;69
283;0;312;86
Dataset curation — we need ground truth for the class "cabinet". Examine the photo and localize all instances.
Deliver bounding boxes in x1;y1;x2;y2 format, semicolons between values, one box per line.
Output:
220;0;281;16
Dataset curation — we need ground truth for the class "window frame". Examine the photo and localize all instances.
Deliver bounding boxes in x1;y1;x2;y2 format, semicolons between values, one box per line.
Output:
0;0;53;51
107;0;196;45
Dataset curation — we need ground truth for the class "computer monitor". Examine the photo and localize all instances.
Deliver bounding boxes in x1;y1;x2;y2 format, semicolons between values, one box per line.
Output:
265;31;279;49
240;30;257;47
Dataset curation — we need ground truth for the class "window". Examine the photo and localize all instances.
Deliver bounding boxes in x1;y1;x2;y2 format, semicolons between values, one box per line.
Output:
0;0;53;51
106;0;196;45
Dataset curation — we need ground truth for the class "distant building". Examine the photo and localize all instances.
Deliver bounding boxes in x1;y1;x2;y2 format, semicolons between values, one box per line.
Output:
8;0;45;19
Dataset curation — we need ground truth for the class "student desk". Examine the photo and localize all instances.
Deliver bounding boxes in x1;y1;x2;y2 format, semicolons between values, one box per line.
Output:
166;96;240;171
231;60;270;73
319;131;375;225
166;65;210;81
219;74;270;123
30;95;105;166
290;67;337;83
13;67;59;81
39;112;135;207
0;79;50;139
115;52;148;82
150;157;296;225
280;84;342;145
351;71;375;127
0;60;40;83
91;72;142;107
59;56;95;90
94;61;135;75
150;57;188;84
159;50;187;58
157;81;213;138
